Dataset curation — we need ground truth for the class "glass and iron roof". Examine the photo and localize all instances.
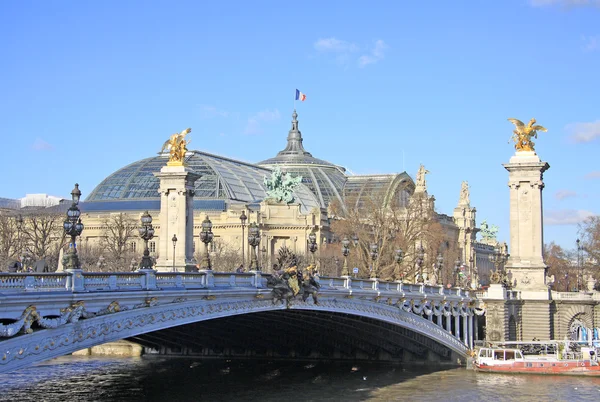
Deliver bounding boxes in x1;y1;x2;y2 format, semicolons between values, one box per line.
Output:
85;151;321;213
84;110;414;215
258;110;348;209
344;173;414;209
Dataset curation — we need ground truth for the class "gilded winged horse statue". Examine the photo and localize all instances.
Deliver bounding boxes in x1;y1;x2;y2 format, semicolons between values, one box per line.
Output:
160;128;191;165
507;118;547;152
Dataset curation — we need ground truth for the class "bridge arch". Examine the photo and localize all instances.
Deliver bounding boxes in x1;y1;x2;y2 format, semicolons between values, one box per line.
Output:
0;297;470;373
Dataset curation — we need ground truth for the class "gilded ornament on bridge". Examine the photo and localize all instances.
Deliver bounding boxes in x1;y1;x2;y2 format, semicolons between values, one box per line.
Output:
507;118;547;152
160;128;192;166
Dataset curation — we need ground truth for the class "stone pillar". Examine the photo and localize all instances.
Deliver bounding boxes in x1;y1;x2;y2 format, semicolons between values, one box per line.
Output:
503;151;550;291
153;164;200;272
503;150;552;339
468;313;474;348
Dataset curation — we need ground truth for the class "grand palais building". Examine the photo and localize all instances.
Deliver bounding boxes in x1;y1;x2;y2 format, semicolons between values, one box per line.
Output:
1;111;498;284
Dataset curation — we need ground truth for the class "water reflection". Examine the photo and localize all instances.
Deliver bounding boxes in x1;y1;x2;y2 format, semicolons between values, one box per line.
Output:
1;356;600;401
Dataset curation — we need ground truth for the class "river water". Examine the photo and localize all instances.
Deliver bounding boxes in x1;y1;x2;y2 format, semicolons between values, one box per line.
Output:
1;357;600;401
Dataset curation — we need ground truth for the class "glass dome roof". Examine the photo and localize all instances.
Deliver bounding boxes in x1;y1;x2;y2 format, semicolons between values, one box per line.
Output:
258;110;347;209
85;150;321;213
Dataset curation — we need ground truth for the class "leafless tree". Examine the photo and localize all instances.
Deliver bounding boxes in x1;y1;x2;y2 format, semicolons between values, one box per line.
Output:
99;213;139;271
0;212;19;271
578;216;600;287
21;210;65;264
329;188;449;281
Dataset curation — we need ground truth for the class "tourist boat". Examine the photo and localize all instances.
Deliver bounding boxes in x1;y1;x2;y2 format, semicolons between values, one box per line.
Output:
475;341;600;376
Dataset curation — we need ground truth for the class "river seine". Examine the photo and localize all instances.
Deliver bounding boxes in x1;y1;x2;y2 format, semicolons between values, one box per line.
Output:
1;356;600;401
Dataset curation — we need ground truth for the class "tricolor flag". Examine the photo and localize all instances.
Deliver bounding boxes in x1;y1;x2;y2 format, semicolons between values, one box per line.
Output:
295;89;307;101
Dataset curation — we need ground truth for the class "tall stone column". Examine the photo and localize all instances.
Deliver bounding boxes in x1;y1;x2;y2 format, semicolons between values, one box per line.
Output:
503;150;551;340
154;164;200;272
503;151;549;291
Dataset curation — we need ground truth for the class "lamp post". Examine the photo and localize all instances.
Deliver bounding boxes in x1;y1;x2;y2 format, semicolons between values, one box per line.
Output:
248;222;260;270
16;214;23;259
454;259;462;287
260;245;267;270
370;242;379;279
341;236;351;276
415;243;425;283
434;253;443;285
62;184;84;270
240;210;247;267
488;244;508;286
96;255;105;271
394;248;404;281
307;228;318;266
200;215;214;270
138;210;155;270
576;238;582;291
171;234;177;272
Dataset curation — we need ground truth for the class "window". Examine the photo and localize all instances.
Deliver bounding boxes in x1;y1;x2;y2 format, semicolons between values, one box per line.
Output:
130;242;137;252
149;241;156;253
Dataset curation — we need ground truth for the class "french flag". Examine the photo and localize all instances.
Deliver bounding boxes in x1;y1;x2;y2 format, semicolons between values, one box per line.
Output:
295;89;306;101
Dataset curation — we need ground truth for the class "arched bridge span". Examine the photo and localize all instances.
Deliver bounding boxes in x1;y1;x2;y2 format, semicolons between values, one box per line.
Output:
0;270;475;373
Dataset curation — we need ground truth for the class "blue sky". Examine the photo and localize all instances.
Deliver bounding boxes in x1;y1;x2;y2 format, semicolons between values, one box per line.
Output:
1;0;599;252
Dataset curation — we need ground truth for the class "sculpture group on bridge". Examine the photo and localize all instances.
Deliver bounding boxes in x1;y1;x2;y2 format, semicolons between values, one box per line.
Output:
267;264;320;306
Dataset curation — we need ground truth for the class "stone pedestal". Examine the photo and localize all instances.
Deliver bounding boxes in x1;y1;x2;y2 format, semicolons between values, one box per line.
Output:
153;164;200;272
503;151;550;292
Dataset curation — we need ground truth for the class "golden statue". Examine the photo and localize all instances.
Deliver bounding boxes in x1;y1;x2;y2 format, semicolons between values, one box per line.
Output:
507;118;547;152
161;128;191;165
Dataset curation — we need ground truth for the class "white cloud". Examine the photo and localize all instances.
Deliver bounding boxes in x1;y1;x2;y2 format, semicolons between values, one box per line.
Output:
555;190;577;200
358;40;388;68
582;35;599;51
314;37;358;53
199;105;230;119
566;120;600;143
244;109;281;135
32;137;53;151
585;171;600;179
530;0;600;7
545;209;595;225
314;37;388;67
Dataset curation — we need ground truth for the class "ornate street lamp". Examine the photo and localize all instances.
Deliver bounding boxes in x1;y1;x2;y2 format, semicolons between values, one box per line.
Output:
370;242;379;279
488;244;508;286
454;259;463;287
96;255;105;271
576;238;582;291
16;214;23;257
260;245;267;270
200;215;214;270
138;210;155;270
171;234;178;272
341;236;351;276
248;222;261;270
62;184;84;270
394;248;404;281
307;228;318;266
240;210;247;267
433;253;443;285
415;243;425;283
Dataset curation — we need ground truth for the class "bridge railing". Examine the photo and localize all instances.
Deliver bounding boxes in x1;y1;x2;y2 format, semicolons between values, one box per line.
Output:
0;270;470;298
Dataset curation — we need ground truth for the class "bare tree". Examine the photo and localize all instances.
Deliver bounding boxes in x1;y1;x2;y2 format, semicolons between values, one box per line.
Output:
330;188;448;281
0;212;19;270
544;242;575;292
21;210;65;263
196;238;242;272
578;216;600;286
100;213;138;270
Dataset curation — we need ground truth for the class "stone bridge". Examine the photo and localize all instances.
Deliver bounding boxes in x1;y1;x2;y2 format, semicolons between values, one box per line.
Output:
0;269;476;373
